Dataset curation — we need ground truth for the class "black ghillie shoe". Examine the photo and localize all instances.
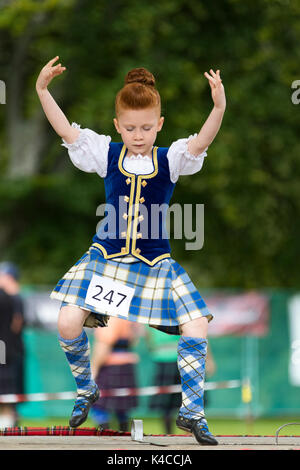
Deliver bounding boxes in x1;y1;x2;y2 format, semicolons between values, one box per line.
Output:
69;386;100;428
176;415;218;446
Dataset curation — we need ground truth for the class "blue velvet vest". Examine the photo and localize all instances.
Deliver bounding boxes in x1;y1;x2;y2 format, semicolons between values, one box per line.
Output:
92;142;176;266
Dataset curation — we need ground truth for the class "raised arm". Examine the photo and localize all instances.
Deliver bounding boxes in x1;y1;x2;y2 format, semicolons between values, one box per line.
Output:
188;69;226;156
36;56;79;144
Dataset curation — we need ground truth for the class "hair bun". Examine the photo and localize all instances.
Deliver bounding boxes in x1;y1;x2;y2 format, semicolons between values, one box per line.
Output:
125;68;156;87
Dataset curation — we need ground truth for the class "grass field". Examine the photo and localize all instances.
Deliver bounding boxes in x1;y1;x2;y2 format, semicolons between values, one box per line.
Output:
17;416;300;436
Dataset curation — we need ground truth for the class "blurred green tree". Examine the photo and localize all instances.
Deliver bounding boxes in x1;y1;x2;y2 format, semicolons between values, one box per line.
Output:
0;0;299;287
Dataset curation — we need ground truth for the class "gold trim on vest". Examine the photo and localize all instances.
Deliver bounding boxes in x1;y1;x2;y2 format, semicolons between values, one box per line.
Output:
94;145;171;265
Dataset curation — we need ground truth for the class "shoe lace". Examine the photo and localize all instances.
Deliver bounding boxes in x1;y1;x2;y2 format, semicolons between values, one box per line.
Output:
72;395;89;414
196;418;211;434
72;386;98;415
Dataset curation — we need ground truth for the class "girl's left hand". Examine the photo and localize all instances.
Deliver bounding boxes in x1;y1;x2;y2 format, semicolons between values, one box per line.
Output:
204;69;226;110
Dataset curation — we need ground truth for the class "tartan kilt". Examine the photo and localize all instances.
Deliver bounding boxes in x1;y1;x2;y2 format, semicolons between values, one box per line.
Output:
50;246;213;335
0;364;18;395
149;361;182;412
93;363;137;412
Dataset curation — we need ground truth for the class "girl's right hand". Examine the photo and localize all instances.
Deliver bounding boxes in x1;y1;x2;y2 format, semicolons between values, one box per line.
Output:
36;56;66;93
204;69;226;111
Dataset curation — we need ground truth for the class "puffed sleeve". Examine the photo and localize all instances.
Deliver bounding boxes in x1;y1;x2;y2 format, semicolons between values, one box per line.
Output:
167;134;208;183
61;122;111;177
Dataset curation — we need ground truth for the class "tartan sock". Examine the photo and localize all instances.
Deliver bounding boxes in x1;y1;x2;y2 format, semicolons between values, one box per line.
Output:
177;336;207;420
58;330;96;396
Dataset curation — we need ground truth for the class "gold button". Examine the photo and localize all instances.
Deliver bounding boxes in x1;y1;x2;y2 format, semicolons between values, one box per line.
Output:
141;180;147;187
139;197;145;203
121;247;127;253
124;195;130;202
138;214;144;222
137;233;142;239
121;231;127;238
123;213;128;220
126;177;131;185
134;248;141;254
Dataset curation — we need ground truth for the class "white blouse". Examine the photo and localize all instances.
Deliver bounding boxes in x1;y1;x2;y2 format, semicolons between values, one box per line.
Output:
62;123;207;184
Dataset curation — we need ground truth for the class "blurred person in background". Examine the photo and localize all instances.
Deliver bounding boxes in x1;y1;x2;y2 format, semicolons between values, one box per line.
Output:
148;327;182;434
90;317;139;431
148;327;216;434
0;262;25;427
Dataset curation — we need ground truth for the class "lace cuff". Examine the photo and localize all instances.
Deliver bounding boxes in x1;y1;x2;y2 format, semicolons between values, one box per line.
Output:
183;134;208;160
167;134;208;183
61;122;83;149
61;123;111;177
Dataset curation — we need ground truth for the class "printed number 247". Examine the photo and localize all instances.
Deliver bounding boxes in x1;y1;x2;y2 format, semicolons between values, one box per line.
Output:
92;285;127;307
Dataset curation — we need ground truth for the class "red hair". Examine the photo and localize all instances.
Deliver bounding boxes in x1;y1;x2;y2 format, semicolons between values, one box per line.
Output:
115;68;161;116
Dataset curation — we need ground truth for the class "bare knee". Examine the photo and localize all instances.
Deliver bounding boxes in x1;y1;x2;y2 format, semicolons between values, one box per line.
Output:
180;316;208;338
58;305;90;339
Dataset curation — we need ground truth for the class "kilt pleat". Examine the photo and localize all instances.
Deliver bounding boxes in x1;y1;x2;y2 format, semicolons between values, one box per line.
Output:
149;361;182;412
93;363;137;412
0;364;18;394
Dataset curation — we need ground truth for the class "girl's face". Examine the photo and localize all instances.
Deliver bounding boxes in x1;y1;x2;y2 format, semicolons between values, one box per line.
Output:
114;107;164;157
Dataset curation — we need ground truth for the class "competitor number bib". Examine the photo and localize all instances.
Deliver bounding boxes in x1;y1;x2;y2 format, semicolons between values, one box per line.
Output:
85;274;135;317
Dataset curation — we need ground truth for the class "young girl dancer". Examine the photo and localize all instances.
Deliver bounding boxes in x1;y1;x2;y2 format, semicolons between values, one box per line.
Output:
36;57;226;445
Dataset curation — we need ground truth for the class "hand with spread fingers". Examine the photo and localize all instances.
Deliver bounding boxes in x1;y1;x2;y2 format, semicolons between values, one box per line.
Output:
204;69;226;111
187;68;226;156
36;56;66;93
